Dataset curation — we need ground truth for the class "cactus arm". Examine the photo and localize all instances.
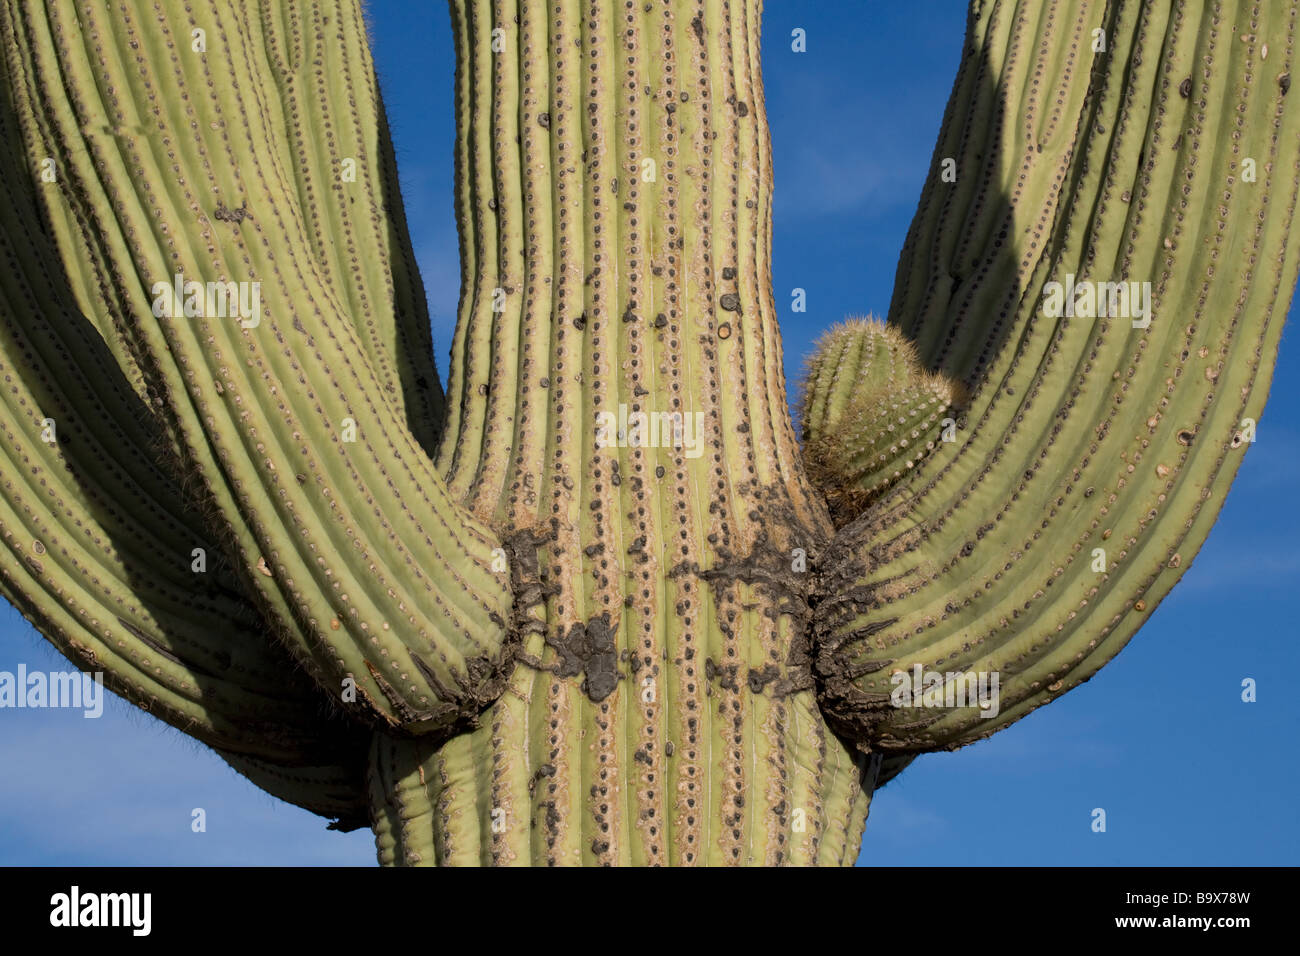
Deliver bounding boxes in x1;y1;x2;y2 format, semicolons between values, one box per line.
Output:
253;0;446;455
0;0;514;730
0;70;376;823
812;0;1300;752
0;76;357;758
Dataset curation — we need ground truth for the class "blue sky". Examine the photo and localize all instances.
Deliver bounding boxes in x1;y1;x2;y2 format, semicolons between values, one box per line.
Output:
1;1;1296;866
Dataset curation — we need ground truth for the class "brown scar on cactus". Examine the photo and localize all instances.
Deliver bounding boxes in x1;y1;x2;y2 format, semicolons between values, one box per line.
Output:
212;199;252;223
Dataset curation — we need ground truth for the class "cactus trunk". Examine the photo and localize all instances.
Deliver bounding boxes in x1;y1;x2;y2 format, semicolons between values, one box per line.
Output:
375;0;876;866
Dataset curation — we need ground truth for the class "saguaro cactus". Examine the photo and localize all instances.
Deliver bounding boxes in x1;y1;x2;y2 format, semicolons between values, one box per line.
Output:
0;0;1295;865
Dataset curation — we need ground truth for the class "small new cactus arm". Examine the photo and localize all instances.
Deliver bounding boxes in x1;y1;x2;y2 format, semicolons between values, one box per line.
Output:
799;318;963;525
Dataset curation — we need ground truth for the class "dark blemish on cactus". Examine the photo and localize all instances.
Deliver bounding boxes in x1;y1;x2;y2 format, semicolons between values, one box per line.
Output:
1281;73;1292;95
212;199;252;223
538;112;550;128
1177;429;1194;446
707;660;740;692
654;313;667;328
691;15;704;43
547;614;620;702
719;293;740;312
1179;77;1191;97
747;664;779;693
622;305;637;323
721;266;736;280
717;323;732;339
736;101;748;117
31;540;44;555
527;763;556;795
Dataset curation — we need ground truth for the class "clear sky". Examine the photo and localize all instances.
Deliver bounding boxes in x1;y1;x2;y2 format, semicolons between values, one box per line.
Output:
1;0;1296;866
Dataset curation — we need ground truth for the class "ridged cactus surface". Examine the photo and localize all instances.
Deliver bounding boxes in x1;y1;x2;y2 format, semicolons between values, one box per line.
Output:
0;0;1294;865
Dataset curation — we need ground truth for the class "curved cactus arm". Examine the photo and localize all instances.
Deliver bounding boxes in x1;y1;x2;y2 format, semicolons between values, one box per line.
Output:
811;0;1300;752
0;85;366;767
252;0;446;456
0;0;515;732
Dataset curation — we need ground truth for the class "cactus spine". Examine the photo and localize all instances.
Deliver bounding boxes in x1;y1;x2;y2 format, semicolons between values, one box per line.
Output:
0;0;1296;865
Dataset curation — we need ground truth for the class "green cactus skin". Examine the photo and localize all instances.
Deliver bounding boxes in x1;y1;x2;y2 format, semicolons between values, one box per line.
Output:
0;0;1294;865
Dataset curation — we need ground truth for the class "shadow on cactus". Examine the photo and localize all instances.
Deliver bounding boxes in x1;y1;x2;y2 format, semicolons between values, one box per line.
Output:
0;0;1295;865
